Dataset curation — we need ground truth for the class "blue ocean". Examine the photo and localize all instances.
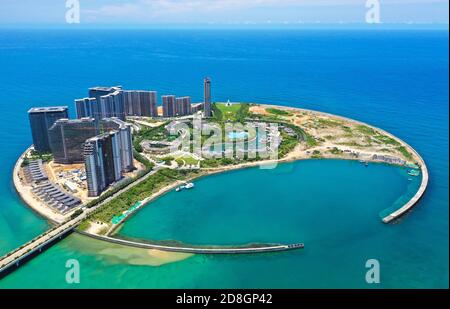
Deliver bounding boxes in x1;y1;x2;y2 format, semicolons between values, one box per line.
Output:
0;29;447;288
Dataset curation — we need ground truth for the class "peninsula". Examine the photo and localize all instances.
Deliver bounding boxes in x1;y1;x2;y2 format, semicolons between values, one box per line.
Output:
1;79;428;278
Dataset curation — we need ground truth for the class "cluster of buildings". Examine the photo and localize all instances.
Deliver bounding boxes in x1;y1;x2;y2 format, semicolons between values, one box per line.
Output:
372;154;406;165
23;159;48;183
32;181;81;214
28;108;134;198
27;77;213;198
74;78;212;120
76;86;156;121
23;159;81;213
75;87;125;121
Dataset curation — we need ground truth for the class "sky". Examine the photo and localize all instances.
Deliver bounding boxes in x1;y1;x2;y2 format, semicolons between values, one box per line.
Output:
0;0;448;26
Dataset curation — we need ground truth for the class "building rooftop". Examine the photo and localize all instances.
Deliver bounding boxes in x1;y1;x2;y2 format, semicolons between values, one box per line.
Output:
75;97;96;102
102;117;130;128
86;130;118;143
28;106;68;114
53;117;95;124
89;86;122;92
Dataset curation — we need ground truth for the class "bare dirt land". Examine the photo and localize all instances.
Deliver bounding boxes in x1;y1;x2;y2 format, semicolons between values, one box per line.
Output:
250;104;419;164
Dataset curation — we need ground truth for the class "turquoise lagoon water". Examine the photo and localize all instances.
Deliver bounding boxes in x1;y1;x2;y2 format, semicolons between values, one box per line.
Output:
118;160;421;246
0;29;447;288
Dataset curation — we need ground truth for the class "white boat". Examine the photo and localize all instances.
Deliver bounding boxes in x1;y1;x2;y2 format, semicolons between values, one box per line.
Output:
176;183;194;192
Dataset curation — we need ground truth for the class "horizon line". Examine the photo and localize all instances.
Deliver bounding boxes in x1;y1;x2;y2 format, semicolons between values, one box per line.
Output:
0;22;448;30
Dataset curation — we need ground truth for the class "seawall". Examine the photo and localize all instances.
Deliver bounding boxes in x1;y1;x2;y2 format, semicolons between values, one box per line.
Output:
77;231;303;254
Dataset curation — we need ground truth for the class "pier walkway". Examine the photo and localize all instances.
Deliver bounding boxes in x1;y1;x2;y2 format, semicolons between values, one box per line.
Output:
382;160;429;223
78;232;304;254
380;134;429;223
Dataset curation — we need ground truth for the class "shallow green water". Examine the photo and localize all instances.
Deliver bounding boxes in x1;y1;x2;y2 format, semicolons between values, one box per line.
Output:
3;159;443;289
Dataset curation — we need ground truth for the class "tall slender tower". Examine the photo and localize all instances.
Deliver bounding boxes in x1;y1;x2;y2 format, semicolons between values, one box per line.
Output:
204;77;212;117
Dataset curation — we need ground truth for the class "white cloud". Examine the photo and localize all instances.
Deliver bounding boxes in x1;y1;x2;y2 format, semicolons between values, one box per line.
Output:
85;0;362;19
82;0;450;23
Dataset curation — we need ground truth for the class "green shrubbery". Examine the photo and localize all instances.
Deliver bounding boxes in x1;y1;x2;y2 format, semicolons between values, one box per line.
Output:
235;104;250;122
133;150;154;170
330;147;343;155
396;146;413;160
22;151;53;166
70;209;83;219
161;156;174;165
133;122;171;153
312;150;322;158
278;133;299;158
266;108;292;116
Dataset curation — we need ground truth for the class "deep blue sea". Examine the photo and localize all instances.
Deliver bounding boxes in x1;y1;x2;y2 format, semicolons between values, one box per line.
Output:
0;29;447;288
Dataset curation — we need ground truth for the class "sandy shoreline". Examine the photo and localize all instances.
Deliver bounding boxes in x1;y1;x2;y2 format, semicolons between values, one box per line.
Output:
12;147;68;224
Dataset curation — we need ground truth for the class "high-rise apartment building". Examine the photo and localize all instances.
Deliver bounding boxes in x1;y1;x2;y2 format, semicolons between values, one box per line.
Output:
162;95;176;117
75;98;98;119
139;91;152;117
84;131;122;197
122;90;158;117
175;96;192;116
101;118;134;172
48;118;98;164
28;106;69;153
145;90;158;117
122;91;133;116
88;86;123;121
99;91;125;121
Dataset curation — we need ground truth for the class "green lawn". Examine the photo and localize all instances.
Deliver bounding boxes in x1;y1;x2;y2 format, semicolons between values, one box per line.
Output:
396;146;413;160
176;156;200;167
214;103;242;121
266;108;292;117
